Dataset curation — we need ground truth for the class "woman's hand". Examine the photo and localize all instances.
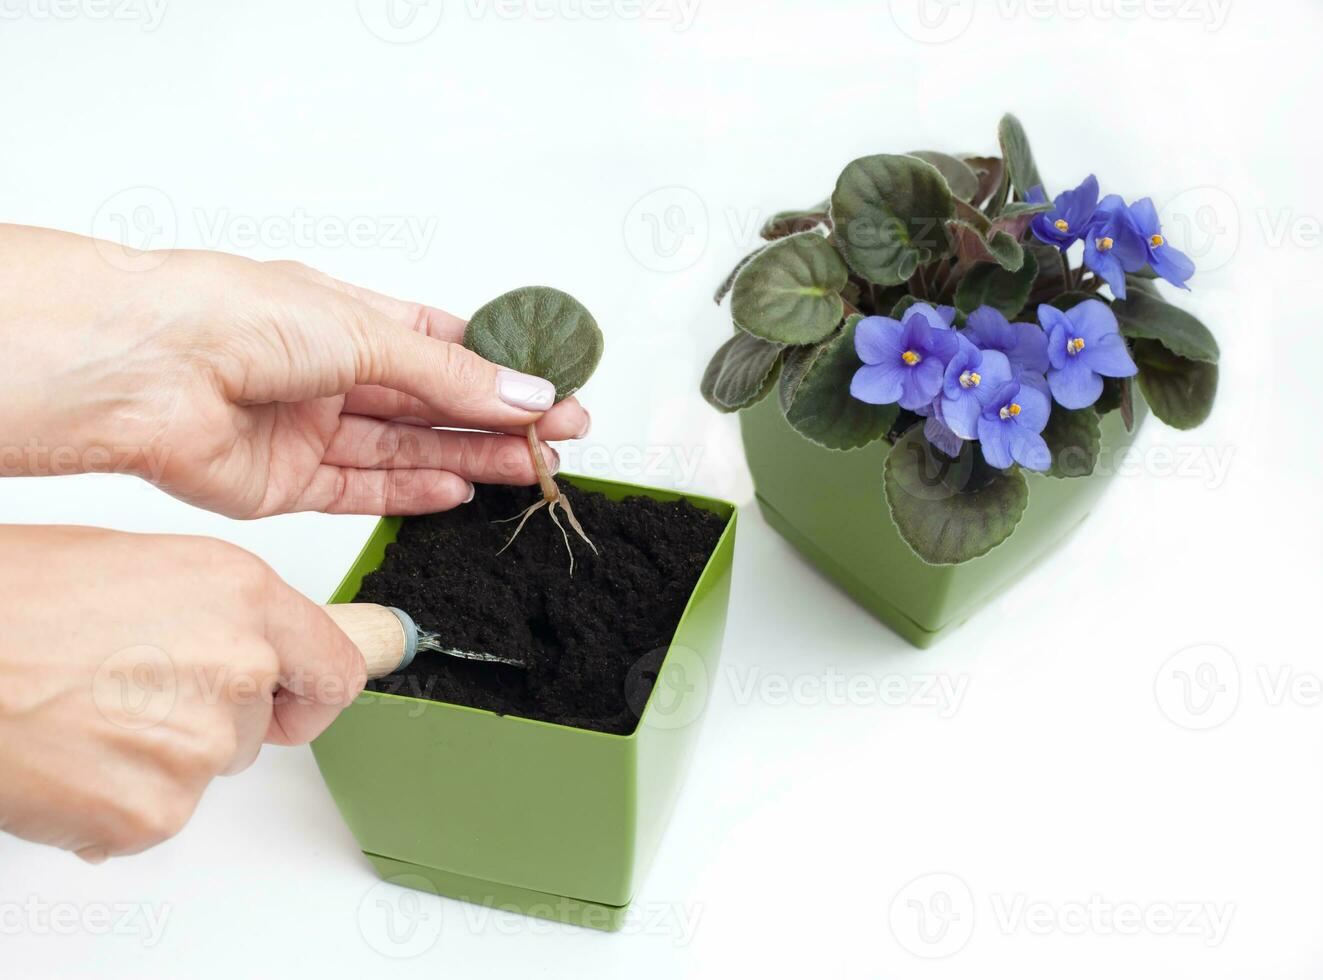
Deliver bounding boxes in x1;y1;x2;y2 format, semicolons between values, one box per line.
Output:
0;224;590;518
0;525;366;861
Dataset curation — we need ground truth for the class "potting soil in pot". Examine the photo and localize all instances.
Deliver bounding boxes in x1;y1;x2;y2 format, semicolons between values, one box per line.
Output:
358;480;726;735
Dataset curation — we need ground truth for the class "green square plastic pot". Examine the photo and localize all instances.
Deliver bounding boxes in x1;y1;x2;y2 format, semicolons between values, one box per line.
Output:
739;392;1147;648
311;475;737;932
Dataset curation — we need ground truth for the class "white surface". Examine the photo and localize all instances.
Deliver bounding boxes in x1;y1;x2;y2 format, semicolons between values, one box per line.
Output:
1;1;1320;976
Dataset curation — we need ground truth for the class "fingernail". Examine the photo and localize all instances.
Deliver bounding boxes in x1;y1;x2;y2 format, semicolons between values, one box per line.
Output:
76;846;108;865
547;447;561;474
576;411;592;439
463;482;476;503
497;370;555;412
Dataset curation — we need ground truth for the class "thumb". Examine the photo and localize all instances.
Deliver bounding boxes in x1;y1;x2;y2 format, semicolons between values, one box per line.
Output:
346;297;558;430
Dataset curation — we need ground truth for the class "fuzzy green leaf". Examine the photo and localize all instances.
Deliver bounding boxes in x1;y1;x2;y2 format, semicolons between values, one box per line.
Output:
760;202;830;241
954;250;1038;318
997;113;1043;200
464;286;602;403
730;232;848;345
948;220;1024;272
779;315;898;450
714;245;766;304
1041;406;1102;478
701;330;783;413
1049;290;1100;311
1133;338;1217;430
884;424;1029;565
1113;291;1219;363
830;154;955;286
907;151;981;202
963;155;1004;206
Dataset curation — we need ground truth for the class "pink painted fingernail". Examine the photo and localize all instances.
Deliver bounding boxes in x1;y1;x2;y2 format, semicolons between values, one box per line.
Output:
576;411;592;439
463;482;476;503
497;370;555;411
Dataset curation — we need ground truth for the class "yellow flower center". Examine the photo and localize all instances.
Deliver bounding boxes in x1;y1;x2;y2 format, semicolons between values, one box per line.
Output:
1096;236;1114;252
901;350;921;366
999;403;1022;420
1054;218;1070;233
1067;337;1086;355
959;370;981;389
1150;233;1164;247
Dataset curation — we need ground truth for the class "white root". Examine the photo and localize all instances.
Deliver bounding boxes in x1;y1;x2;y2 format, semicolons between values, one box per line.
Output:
494;498;549;556
546;498;575;576
557;493;598;556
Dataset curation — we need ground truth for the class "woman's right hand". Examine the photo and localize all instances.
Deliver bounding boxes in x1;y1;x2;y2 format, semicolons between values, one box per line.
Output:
0;525;366;862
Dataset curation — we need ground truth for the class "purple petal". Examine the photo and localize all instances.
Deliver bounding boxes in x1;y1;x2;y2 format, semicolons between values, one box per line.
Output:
1011;381;1051;432
1068;300;1119;347
976;416;1014;469
850;362;905;405
942;335;982;399
973;350;1013;403
940;390;981;440
1128;197;1160;237
1039;305;1072;369
1009;426;1052;471
924;413;964;458
1081;332;1138;378
904;303;950;334
899;358;944;410
1084;242;1127;298
1150;243;1195;289
1047;358;1104;409
854;316;904;365
1009;322;1050;374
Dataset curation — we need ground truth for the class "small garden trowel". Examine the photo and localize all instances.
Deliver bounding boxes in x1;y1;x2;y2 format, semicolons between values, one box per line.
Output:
322;603;524;679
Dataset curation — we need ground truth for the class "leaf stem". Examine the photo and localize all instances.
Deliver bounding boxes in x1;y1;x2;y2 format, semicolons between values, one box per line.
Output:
526;423;558;502
1059;251;1071;292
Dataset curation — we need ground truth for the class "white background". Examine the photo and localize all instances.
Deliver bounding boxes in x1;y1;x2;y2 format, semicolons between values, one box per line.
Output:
1;0;1320;976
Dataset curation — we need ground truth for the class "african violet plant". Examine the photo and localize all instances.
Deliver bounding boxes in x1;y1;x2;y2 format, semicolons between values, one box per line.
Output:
464;285;603;572
702;113;1219;565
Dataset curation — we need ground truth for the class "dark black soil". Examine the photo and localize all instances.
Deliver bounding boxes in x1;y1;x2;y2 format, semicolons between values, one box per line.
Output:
358;481;727;735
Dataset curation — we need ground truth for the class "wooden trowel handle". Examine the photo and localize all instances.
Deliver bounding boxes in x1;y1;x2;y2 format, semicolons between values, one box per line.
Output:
322;603;417;680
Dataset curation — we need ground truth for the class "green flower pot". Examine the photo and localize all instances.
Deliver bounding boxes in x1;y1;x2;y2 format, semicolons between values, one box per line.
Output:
311;475;737;932
739;392;1146;648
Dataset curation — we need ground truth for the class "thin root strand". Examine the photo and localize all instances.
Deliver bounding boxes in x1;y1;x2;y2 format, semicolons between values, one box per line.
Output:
547;498;575;576
494;498;548;556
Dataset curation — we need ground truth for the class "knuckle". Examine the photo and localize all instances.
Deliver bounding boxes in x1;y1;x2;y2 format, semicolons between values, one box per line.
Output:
438;342;487;396
108;790;198;852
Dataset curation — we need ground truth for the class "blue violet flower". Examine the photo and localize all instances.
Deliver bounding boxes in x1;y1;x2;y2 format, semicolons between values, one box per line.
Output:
938;334;1013;440
1127;197;1195;290
1082;194;1147;298
1028;174;1099;250
851;303;960;411
1040;300;1138;409
976;377;1052;471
